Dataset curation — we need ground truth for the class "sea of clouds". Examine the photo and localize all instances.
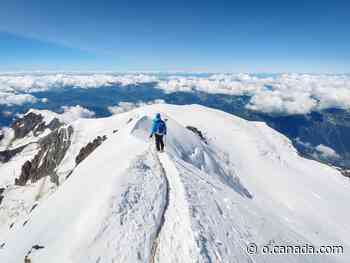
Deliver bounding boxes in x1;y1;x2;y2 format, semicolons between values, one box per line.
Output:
108;99;165;115
0;72;349;115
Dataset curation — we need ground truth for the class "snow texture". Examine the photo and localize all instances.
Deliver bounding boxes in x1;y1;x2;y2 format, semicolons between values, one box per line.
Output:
0;104;349;263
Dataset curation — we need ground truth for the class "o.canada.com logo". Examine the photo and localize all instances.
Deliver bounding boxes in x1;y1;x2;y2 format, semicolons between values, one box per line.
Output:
246;242;344;255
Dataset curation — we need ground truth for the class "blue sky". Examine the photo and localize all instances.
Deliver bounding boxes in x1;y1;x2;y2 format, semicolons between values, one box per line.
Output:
0;0;349;72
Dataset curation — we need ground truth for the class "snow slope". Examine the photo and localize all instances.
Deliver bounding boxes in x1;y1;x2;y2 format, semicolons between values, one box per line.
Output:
0;104;350;263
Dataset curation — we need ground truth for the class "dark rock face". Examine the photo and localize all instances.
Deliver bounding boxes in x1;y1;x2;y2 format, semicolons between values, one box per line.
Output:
30;203;38;212
0;187;4;205
11;112;44;139
34;118;62;136
32;245;45;250
1;112;64;164
0;129;4;142
341;170;350;179
75;135;107;165
24;244;45;262
186;126;207;144
0;145;27;163
15;126;74;186
11;112;63;139
15;161;32;186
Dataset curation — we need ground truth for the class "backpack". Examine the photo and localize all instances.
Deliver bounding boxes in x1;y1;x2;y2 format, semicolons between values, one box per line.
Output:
156;120;166;135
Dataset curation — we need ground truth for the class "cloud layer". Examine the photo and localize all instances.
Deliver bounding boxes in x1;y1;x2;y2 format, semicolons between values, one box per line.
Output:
159;73;350;115
60;105;96;122
108;99;165;114
0;73;349;115
0;91;37;106
315;144;340;159
295;138;340;160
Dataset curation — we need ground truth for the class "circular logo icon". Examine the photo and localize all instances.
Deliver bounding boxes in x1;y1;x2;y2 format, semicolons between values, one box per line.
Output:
247;243;258;254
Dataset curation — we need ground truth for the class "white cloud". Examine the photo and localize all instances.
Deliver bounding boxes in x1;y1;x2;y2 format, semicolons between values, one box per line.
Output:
0;91;37;106
315;144;340;159
0;73;157;92
157;74;259;95
295;138;341;160
246;88;318;115
0;73;157;106
0;73;349;115
108;99;165;115
60;105;95;122
1;110;13;117
158;73;350;115
108;102;138;115
295;137;312;148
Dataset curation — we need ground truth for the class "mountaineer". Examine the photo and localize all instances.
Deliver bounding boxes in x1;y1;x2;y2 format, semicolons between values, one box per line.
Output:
150;113;167;152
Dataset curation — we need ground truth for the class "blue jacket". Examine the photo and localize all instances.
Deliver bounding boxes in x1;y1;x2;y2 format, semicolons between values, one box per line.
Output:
150;116;167;135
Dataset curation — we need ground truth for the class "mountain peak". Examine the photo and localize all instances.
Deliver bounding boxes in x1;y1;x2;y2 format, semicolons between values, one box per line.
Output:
0;104;349;262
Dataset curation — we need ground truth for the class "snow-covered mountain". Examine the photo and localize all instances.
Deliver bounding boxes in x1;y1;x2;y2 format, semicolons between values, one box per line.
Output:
0;104;349;263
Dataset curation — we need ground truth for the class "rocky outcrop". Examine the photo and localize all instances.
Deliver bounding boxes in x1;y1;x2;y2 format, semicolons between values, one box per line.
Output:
24;244;45;263
186;126;207;144
0;188;4;205
0;129;4;142
0;145;27;163
11;112;63;139
341;170;350;179
1;112;64;164
75;135;107;165
15;126;74;186
15;161;32;186
11;112;44;139
33;118;62;136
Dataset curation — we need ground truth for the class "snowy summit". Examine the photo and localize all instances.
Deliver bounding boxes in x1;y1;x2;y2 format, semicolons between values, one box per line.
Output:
0;104;349;263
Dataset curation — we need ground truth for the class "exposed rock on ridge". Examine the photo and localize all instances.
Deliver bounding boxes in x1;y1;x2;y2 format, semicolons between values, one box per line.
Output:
15;126;74;186
11;112;63;140
75;135;107;165
0;145;28;163
186;126;207;144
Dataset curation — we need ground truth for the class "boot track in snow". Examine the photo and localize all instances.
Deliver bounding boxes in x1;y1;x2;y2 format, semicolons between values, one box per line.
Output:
149;149;199;263
150;150;170;263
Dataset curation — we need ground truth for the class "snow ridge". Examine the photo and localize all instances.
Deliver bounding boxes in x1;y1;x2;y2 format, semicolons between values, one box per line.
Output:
1;104;350;263
154;152;199;263
149;149;170;263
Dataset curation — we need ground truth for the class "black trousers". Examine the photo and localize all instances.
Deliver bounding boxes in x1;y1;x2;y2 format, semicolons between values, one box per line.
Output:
155;134;165;151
